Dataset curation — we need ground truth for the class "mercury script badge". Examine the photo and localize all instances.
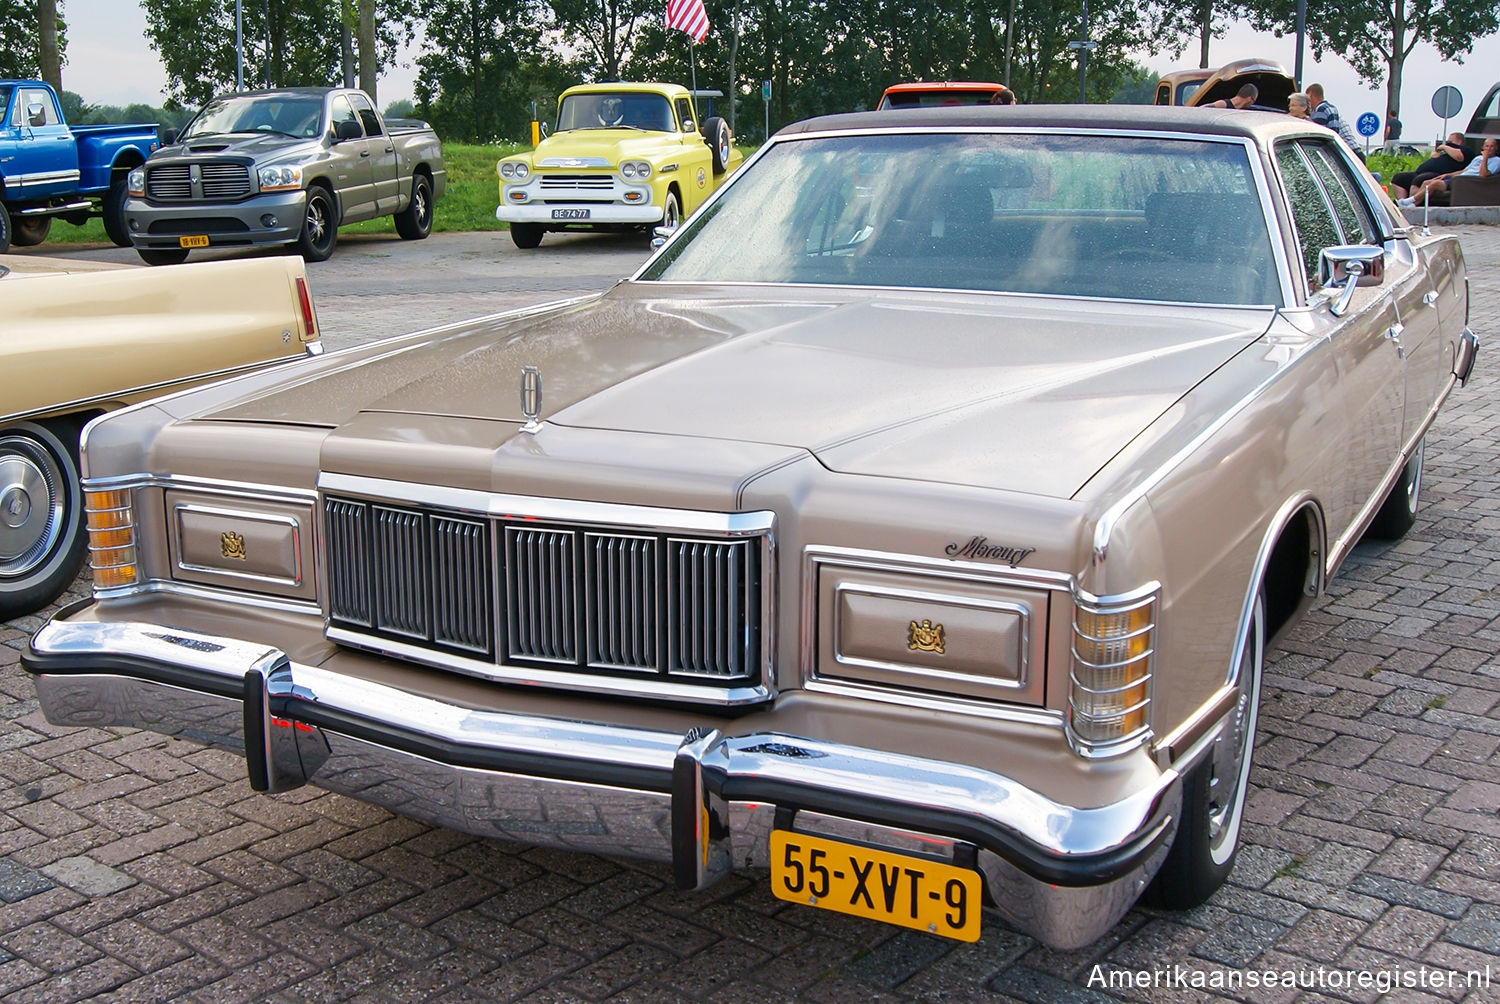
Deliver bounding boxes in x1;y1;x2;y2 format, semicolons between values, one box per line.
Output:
520;365;543;433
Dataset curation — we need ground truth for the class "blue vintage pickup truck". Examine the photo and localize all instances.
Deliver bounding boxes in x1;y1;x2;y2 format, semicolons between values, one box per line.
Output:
0;79;161;252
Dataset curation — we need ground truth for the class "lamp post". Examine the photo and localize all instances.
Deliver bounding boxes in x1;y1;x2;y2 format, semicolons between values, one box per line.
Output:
235;0;243;90
1068;0;1097;103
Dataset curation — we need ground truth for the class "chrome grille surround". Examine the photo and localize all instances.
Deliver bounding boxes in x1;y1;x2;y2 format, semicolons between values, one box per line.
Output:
144;161;253;201
319;473;775;706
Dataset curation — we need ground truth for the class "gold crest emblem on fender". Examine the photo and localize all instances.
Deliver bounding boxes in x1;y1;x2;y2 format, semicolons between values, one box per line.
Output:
221;531;247;560
907;619;944;654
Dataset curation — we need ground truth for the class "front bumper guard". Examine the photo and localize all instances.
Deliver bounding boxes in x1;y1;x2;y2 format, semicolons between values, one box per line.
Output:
24;617;1179;949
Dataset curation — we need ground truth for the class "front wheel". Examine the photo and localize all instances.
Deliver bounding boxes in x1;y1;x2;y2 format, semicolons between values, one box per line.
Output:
661;190;681;231
1145;589;1264;909
0;422;88;619
296;187;339;262
11;216;51;246
103;177;131;247
394;174;433;240
0;201;12;253
1365;439;1423;540
138;247;189;266
509;223;543;249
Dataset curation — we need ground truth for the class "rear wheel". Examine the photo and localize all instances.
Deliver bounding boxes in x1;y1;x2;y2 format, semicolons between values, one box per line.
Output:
1145;589;1264;909
11;216;51;246
1365;439;1423;540
103;177;131;247
138;247;189;265
510;223;543;249
0;422;88;619
394;173;433;240
296;187;339;261
0;202;12;253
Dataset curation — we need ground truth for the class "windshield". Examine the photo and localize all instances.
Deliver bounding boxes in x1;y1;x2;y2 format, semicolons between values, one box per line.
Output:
557;92;674;132
181;94;325;139
642;132;1280;306
0;87;11;122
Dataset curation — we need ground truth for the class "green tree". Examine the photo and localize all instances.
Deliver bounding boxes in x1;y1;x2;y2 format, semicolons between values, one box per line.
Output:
550;0;654;79
1244;0;1500;120
416;0;572;142
142;0;417;107
0;0;67;80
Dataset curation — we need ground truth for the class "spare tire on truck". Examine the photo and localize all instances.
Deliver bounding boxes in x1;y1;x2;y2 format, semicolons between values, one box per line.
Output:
702;116;732;174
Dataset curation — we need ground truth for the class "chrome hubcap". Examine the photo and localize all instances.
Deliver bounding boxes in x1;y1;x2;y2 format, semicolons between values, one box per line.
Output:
1207;597;1261;863
0;441;60;577
1405;442;1424;514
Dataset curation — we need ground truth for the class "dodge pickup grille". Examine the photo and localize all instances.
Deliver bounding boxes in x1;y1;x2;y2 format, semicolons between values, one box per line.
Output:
323;495;764;693
145;162;252;201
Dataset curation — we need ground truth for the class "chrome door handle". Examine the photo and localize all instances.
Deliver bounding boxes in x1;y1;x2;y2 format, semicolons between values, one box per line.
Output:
1423;291;1439;307
1386;323;1406;359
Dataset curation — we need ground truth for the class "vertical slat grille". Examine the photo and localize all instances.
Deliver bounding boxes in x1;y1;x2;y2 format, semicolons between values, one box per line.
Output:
668;539;753;678
373;508;428;639
323;493;763;694
506;528;577;663
586;534;657;670
431;516;491;654
325;499;370;626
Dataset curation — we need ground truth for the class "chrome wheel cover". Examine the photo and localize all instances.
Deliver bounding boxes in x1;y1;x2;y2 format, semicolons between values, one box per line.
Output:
306;197;329;246
0;436;63;578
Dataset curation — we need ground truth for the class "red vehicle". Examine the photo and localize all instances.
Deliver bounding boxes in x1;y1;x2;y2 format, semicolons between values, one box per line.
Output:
876;81;1012;109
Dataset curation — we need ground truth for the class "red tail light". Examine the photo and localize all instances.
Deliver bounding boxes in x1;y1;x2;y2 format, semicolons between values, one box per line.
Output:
295;276;318;339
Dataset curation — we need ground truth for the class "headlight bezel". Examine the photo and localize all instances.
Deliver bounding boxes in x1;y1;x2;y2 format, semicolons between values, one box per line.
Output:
258;165;304;192
620;160;652;180
498;160;530;180
127;167;146;197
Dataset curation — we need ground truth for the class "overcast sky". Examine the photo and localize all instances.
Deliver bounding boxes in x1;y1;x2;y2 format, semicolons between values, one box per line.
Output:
59;0;1500;144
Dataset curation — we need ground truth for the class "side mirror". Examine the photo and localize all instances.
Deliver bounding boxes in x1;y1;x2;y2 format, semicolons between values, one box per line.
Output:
1318;244;1385;316
682;119;695;133
26;101;45;125
333;119;362;142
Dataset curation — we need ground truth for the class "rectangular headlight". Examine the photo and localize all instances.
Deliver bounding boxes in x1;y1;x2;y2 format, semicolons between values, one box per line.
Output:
85;488;138;589
1068;586;1157;754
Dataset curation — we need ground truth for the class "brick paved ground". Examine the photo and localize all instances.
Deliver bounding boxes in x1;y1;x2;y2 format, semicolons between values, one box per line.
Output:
3;227;1498;1002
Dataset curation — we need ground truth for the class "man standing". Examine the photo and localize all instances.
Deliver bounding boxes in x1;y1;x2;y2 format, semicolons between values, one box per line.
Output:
1306;83;1363;157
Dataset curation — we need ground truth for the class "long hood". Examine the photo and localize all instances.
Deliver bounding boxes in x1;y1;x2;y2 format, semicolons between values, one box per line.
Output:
203;285;1274;499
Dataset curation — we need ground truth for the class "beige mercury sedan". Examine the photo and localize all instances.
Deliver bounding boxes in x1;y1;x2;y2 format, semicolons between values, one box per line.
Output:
1;254;322;617
23;107;1477;949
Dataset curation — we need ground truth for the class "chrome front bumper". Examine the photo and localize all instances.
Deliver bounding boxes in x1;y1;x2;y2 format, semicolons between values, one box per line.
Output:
24;617;1179;949
125;189;309;249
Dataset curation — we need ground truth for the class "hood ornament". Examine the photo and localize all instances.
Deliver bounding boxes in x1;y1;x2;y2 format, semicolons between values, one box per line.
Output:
520;365;543;434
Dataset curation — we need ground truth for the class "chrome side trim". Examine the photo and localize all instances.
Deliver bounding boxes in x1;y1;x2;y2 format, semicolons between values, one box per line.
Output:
318;472;774;537
82;473;318;504
8;168;82;188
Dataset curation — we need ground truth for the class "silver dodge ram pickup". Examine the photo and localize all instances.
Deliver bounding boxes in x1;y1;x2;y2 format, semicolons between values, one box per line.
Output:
124;87;444;264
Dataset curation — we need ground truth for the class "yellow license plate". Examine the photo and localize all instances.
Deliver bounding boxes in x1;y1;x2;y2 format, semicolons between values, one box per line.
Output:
770;829;981;941
178;235;210;248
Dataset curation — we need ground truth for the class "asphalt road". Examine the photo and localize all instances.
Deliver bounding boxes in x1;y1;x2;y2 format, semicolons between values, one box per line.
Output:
3;228;1498;1002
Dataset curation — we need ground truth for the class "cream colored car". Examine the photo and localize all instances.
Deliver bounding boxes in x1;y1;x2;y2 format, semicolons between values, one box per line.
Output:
23;107;1476;948
1;254;321;616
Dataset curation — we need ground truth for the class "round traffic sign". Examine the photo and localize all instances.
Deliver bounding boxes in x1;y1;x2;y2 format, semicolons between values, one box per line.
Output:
1357;112;1380;137
1431;85;1463;119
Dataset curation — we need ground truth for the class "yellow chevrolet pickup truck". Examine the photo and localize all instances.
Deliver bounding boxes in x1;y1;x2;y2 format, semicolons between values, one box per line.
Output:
496;82;742;249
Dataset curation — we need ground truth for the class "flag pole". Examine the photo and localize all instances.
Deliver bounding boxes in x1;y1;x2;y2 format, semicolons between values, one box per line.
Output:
688;40;698;96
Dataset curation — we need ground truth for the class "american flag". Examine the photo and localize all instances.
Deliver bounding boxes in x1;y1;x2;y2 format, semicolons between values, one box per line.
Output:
665;0;709;42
